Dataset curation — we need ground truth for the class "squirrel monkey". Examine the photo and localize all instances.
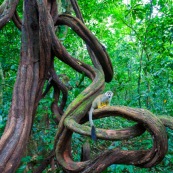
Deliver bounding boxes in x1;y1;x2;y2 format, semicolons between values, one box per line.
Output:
89;91;113;141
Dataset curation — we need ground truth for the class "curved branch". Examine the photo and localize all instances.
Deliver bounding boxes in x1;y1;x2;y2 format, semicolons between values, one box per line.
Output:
40;72;64;123
52;36;95;80
159;115;173;130
12;10;22;30
65;118;145;140
70;0;84;23
55;67;105;172
53;10;114;173
0;0;19;29
56;106;168;172
47;8;95;81
55;14;113;82
50;68;68;116
69;0;104;76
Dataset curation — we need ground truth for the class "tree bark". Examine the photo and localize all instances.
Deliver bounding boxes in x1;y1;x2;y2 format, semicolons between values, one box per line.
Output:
0;0;47;171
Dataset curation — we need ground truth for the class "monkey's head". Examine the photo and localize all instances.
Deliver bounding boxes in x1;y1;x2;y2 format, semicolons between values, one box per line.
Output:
105;91;113;99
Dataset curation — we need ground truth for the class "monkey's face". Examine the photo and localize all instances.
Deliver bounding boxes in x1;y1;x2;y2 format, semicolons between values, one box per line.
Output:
105;91;113;99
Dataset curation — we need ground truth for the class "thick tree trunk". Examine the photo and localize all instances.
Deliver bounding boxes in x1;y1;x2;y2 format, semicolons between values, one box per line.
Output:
0;0;50;172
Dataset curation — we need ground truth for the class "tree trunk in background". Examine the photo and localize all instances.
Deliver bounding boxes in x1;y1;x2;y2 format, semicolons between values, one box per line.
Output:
137;48;144;108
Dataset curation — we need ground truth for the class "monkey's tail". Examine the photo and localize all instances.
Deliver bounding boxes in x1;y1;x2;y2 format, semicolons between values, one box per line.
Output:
91;125;97;141
89;107;97;141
